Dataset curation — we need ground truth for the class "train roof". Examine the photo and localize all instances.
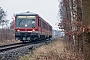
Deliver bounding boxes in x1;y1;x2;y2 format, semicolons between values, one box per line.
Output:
16;11;37;16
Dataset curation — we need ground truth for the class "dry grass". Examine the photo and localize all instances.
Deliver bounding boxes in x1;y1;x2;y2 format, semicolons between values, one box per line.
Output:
0;40;20;45
19;38;64;60
19;38;84;60
0;29;20;45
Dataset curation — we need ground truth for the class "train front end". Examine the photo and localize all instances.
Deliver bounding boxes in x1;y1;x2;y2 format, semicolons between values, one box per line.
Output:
14;12;38;42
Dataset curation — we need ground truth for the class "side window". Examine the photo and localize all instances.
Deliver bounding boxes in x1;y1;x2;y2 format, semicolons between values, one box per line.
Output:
39;19;41;27
42;21;45;29
38;18;39;26
49;26;52;31
42;21;43;28
50;26;52;31
46;24;48;30
38;17;41;27
43;21;44;28
49;26;50;31
45;23;46;29
43;22;44;28
44;22;45;29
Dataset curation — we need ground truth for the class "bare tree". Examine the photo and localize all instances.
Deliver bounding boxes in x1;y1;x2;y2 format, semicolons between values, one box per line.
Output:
0;7;7;26
0;7;10;41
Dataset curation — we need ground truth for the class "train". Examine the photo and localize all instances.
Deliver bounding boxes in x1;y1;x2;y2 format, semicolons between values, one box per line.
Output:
14;11;52;42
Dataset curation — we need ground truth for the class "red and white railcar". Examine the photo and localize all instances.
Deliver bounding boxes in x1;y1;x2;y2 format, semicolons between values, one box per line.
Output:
14;12;52;42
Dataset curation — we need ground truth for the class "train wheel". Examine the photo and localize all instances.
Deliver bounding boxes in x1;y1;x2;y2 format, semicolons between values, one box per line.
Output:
22;40;26;43
28;40;32;42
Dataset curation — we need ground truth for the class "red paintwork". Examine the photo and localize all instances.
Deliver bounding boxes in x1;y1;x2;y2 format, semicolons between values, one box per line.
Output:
14;16;16;30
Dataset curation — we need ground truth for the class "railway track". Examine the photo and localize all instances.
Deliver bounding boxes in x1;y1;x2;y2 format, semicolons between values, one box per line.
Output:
0;38;58;60
0;38;54;53
0;42;32;52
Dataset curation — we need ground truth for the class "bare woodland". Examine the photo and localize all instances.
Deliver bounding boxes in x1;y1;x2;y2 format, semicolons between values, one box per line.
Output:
0;7;16;45
58;0;90;60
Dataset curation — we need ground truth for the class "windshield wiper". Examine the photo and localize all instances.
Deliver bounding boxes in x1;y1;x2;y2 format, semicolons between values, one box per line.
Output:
18;20;23;25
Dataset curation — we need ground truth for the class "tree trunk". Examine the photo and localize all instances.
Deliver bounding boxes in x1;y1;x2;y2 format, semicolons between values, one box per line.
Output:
82;0;90;60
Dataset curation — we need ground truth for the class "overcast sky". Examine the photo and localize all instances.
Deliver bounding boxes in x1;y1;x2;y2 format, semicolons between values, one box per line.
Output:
0;0;59;29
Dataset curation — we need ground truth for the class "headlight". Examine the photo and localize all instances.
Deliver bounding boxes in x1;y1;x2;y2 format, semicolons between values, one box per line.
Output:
32;29;35;31
17;29;20;32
